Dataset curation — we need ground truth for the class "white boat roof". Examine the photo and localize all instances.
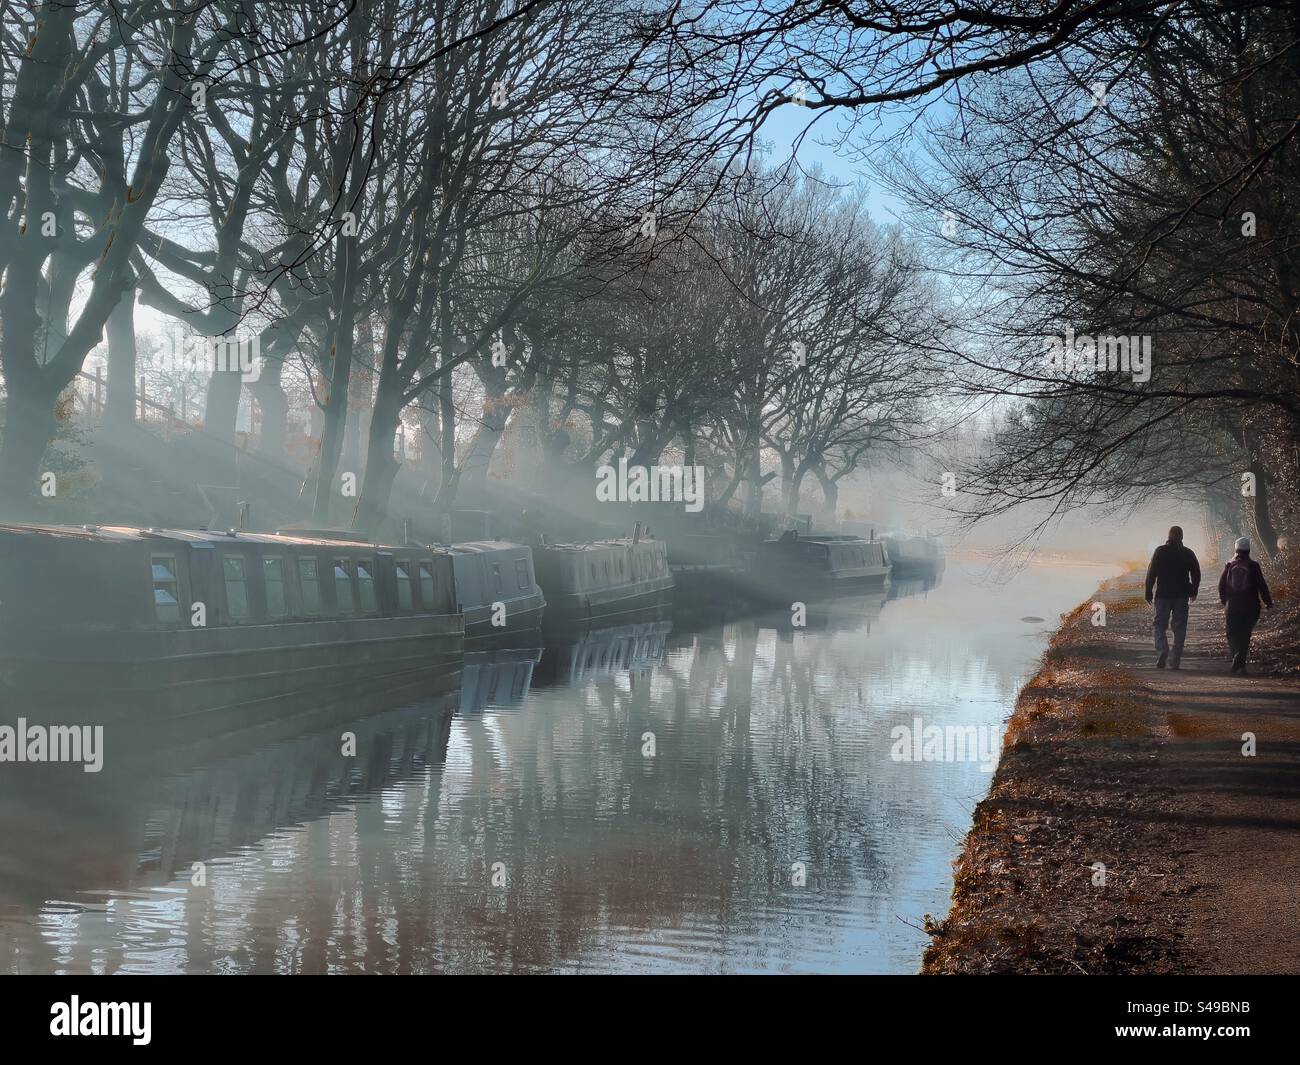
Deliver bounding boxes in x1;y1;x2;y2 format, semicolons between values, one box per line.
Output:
0;523;449;552
537;537;660;553
447;540;529;555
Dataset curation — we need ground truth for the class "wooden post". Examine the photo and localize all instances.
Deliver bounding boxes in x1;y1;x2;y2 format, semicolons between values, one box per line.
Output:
94;366;104;416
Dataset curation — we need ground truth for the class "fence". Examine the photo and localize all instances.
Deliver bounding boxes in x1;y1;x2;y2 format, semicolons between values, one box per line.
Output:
68;368;199;429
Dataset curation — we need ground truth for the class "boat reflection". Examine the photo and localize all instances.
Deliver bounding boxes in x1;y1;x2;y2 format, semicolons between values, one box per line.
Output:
749;589;889;637
460;645;543;714
533;614;672;688
0;684;460;942
887;571;944;602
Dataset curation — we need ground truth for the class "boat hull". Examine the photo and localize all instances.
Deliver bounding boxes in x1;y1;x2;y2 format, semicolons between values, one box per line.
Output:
461;591;546;640
743;568;890;604
0;614;464;723
541;576;674;626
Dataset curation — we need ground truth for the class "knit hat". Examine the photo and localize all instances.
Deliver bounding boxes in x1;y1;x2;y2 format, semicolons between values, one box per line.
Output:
1234;536;1251;553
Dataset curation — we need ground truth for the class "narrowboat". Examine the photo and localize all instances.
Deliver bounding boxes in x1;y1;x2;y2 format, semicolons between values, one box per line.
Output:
448;541;546;639
0;523;463;717
532;534;673;625
881;533;946;578
746;531;890;602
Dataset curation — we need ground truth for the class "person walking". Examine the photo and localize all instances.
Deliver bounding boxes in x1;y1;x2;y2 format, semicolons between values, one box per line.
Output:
1144;525;1201;669
1218;536;1273;674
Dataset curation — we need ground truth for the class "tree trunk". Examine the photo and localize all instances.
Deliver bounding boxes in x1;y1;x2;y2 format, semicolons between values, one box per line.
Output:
311;247;360;525
251;353;289;461
0;382;58;509
433;368;459;512
417;399;442;493
313;368;350;526
743;438;764;518
461;395;508;493
104;289;137;428
202;369;242;484
355;393;403;534
815;469;839;517
1248;461;1281;558
779;451;796;513
345;318;376;474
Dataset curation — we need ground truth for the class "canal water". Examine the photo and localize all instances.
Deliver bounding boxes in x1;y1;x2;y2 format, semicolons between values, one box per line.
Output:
0;559;1114;974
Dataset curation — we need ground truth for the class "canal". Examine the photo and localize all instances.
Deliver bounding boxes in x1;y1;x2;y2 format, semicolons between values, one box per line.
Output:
0;559;1115;973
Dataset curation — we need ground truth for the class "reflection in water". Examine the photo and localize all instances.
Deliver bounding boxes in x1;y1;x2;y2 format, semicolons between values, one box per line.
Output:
0;561;1112;973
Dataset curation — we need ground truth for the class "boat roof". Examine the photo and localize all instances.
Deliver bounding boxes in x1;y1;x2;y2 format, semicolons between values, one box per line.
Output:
767;533;872;544
536;537;659;553
0;523;448;552
447;540;528;555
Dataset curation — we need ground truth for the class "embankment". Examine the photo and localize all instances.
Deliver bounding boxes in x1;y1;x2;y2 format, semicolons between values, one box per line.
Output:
923;567;1300;974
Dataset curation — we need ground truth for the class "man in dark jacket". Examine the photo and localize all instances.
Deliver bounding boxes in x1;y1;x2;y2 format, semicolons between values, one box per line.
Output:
1218;536;1273;674
1144;525;1200;669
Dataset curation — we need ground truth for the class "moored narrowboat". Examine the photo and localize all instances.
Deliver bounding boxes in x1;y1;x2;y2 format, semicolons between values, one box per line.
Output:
747;531;890;602
0;523;463;717
532;536;673;624
448;541;546;639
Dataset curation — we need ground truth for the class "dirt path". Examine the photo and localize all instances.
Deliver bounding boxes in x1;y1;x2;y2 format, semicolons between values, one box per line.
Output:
923;569;1300;974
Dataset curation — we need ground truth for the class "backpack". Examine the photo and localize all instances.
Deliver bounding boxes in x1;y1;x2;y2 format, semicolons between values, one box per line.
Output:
1226;560;1253;595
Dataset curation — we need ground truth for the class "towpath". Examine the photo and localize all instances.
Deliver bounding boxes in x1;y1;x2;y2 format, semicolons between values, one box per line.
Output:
924;569;1300;974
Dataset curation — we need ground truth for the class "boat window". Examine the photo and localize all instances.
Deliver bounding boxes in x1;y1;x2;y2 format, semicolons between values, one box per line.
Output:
357;560;376;612
396;562;413;610
264;557;288;617
420;560;436;608
490;562;503;595
334;558;354;612
299;558;322;615
151;554;181;624
515;558;530;590
223;556;250;619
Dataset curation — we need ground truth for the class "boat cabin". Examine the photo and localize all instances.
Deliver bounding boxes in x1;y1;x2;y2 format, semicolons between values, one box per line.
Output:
0;523;458;631
448;541;546;635
532;537;673;622
759;533;888;577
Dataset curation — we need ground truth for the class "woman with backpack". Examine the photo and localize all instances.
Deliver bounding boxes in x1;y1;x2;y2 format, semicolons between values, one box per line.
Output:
1218;537;1274;674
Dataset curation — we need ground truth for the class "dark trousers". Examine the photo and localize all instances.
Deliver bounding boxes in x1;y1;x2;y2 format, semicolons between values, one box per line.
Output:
1153;596;1189;656
1225;607;1261;662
